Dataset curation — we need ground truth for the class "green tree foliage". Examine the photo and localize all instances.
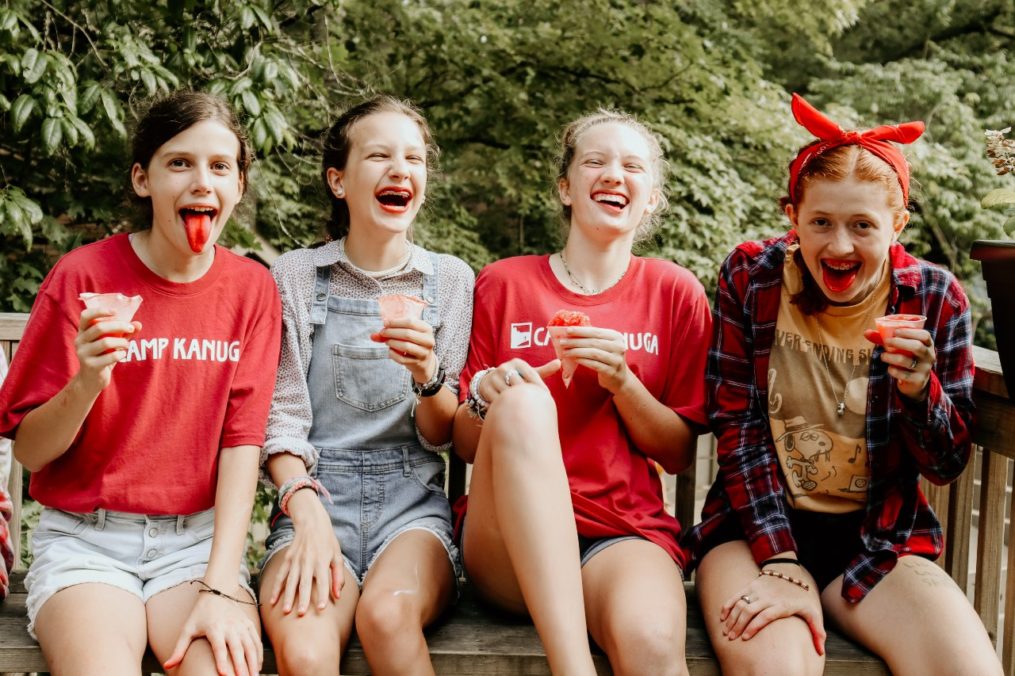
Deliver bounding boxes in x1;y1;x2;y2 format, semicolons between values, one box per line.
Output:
1;0;1012;341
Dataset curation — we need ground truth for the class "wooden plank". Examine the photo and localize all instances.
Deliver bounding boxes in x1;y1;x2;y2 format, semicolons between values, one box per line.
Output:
974;392;1015;461
1004;478;1015;673
974;345;1009;400
945;460;975;592
676;467;696;529
7;459;21;572
0;314;28;342
1;573;887;675
974;449;1010;645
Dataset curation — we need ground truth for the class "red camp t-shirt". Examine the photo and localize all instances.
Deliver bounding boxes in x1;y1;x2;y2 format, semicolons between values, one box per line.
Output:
459;255;710;566
0;234;281;515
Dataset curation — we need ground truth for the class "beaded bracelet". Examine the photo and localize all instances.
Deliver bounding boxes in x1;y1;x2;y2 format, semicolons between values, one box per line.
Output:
277;475;332;518
466;368;493;420
758;569;810;592
191;580;259;606
760;557;804;568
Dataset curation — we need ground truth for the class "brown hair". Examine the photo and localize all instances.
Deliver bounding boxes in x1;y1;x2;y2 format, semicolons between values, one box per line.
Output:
321;96;437;241
785;144;907;314
556;109;668;241
129;91;252;227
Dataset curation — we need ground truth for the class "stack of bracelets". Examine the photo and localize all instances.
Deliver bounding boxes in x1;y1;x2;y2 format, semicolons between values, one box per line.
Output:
271;474;332;527
466;368;493;420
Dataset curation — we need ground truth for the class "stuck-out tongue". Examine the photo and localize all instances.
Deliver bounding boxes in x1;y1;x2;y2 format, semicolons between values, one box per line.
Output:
184;212;211;253
821;262;859;293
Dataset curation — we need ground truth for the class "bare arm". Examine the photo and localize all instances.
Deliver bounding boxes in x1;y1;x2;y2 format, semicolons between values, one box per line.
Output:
14;308;136;472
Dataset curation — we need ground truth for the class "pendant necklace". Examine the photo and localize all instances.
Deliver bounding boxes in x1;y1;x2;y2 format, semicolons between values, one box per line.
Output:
558;250;629;295
821;351;858;417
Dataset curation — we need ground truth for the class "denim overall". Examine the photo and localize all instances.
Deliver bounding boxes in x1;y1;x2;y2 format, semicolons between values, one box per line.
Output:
264;255;459;582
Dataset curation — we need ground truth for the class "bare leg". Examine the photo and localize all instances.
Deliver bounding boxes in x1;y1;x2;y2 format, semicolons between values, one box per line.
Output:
355;529;455;676
696;541;823;676
34;583;147;676
257;546;360;676
147;579;261;676
822;556;1002;676
582;539;688;676
463;384;597;675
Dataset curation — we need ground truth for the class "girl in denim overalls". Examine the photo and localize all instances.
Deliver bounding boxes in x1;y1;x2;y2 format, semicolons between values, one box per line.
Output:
259;96;474;675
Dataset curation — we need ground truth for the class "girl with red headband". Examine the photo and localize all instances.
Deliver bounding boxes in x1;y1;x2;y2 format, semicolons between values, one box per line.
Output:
683;94;1001;675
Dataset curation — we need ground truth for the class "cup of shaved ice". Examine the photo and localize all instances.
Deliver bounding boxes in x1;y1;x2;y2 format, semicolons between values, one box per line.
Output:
79;293;143;324
547;309;591;388
377;294;428;322
79;293;142;353
874;314;926;356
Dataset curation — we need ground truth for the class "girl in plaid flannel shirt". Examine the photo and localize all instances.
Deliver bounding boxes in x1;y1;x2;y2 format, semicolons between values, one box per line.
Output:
684;95;1000;675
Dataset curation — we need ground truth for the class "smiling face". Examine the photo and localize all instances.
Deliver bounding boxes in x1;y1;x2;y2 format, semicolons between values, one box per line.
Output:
130;119;243;257
558;121;660;242
787;175;908;304
327;111;427;238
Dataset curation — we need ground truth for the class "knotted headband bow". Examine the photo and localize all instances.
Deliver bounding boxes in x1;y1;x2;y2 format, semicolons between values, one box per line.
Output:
788;93;925;204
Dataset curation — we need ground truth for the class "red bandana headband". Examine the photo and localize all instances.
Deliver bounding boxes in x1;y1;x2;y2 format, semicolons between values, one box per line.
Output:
788;93;925;205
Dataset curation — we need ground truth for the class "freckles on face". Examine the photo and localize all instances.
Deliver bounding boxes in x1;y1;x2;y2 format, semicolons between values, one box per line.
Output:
791;176;905;304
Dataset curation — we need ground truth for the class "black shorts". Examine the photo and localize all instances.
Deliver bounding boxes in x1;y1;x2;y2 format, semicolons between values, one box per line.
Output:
700;506;865;591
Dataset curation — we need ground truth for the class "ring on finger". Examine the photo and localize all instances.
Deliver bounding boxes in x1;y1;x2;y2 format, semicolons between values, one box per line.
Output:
504;369;514;386
740;594;751;604
909;356;918;369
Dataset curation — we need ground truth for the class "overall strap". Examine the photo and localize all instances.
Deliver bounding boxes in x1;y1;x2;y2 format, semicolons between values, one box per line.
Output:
422;251;441;328
309;264;331;326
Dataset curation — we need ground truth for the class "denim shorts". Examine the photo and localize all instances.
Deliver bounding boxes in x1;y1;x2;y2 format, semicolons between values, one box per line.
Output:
25;507;252;639
263;446;461;585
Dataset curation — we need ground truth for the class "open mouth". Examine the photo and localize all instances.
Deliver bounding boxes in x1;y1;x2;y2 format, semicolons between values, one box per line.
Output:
180;206;218;253
592;191;629;213
376;188;413;213
820;259;861;293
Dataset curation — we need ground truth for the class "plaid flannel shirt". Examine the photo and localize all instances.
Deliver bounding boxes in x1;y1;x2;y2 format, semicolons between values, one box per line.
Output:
683;232;975;602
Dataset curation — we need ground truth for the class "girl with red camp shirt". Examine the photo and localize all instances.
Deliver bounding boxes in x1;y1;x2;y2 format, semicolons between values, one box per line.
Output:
683;94;1001;675
0;91;281;676
453;111;711;675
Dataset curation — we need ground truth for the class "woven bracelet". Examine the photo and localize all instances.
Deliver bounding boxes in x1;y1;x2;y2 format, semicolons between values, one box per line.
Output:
191;580;259;606
758;569;811;592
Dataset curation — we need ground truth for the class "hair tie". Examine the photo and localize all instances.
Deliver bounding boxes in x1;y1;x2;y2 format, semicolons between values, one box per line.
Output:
788;93;925;204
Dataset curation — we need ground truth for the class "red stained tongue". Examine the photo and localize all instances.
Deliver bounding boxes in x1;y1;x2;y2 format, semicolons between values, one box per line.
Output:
184;213;211;253
822;263;859;293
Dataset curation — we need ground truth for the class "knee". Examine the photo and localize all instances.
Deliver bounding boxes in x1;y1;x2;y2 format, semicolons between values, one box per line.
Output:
276;642;340;676
605;620;684;675
485;384;556;433
355;591;420;646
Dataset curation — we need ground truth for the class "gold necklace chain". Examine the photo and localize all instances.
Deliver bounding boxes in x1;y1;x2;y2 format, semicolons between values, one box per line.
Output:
558;250;629;295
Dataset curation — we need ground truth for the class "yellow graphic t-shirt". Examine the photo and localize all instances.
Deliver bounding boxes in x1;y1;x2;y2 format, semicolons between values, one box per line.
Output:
768;245;889;513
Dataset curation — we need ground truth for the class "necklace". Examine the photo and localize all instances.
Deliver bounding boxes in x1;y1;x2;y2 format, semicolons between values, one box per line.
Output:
821;351;858;417
558;250;629;295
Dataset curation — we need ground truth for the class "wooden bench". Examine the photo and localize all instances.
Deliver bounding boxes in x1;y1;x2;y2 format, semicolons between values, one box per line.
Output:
2;309;1010;675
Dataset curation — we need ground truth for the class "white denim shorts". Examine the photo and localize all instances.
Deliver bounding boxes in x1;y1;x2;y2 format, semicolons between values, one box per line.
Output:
25;507;252;638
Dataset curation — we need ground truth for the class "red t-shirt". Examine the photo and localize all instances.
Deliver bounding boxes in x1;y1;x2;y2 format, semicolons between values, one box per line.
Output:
459;255;710;566
0;234;281;514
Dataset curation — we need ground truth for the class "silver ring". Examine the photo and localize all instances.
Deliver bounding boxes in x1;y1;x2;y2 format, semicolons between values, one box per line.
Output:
910;356;919;370
504;370;514;386
740;594;751;604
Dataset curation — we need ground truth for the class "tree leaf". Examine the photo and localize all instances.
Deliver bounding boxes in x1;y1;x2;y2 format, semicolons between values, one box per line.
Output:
79;81;101;113
140;68;157;95
41;117;62;154
9;189;43;224
10;94;35;133
983;189;1015;209
23;50;48;84
71;116;95;150
241;89;261;116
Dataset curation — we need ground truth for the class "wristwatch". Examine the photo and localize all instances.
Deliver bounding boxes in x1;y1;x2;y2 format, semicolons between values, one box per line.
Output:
412;361;446;397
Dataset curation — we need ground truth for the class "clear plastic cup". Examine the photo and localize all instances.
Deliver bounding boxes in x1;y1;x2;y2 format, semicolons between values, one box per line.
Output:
875;314;926;355
79;293;143;326
377;294;427;322
547;326;577;388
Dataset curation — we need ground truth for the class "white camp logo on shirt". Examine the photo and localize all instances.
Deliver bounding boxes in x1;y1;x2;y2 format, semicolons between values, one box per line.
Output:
508;322;659;355
121;337;241;363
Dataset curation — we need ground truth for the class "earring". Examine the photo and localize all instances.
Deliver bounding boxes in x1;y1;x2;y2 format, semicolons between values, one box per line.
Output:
334;187;345;198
